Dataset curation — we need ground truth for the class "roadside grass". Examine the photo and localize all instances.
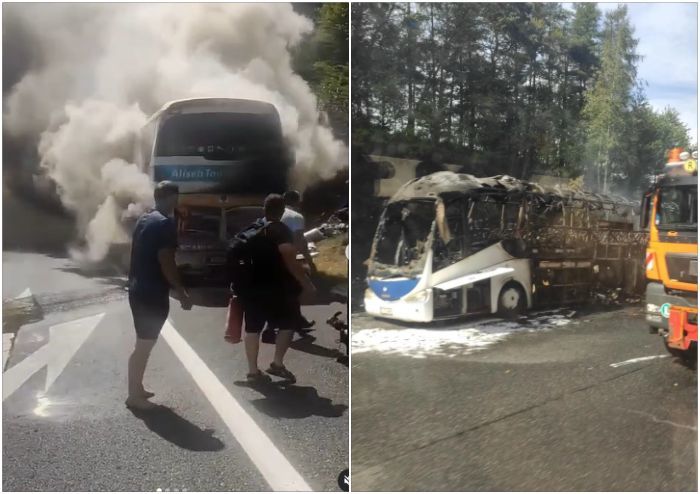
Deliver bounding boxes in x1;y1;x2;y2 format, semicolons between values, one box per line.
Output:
311;234;348;302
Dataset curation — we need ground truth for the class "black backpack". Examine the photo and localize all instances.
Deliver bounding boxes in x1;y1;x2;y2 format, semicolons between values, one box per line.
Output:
226;219;270;295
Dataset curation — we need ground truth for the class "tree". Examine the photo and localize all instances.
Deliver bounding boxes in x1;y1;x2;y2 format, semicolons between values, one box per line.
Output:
582;5;639;193
351;2;691;189
292;3;349;141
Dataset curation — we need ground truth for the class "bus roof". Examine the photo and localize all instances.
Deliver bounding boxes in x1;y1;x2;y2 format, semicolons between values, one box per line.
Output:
389;171;636;207
147;98;278;124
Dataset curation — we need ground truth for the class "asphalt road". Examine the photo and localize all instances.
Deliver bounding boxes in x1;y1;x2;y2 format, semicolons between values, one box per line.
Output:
351;305;697;491
2;251;348;491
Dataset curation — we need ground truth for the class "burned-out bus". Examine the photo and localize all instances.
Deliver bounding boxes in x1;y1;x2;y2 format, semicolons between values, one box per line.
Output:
135;98;292;281
364;171;646;322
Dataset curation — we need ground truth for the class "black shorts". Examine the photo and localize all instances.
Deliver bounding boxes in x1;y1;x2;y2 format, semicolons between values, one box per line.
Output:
129;293;169;340
243;295;302;333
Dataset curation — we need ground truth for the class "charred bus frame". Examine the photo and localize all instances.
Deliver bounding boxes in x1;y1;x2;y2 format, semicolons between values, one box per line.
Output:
364;172;646;322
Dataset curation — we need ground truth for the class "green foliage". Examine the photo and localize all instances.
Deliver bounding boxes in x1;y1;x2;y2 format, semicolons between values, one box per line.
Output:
292;3;349;141
352;2;692;194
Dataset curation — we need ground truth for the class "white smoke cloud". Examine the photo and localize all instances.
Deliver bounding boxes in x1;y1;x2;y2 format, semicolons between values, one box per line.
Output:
3;3;347;262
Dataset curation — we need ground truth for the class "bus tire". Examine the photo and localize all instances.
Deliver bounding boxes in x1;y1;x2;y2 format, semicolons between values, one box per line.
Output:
497;282;527;320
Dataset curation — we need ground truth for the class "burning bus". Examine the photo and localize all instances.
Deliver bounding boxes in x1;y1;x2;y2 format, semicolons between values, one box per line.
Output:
364;171;646;322
135;98;292;281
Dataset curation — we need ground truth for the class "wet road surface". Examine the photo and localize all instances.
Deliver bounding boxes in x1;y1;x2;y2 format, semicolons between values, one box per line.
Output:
3;251;348;491
351;306;697;491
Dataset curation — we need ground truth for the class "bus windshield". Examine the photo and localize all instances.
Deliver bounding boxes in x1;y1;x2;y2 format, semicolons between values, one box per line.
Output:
155;112;282;160
657;185;697;231
371;199;435;276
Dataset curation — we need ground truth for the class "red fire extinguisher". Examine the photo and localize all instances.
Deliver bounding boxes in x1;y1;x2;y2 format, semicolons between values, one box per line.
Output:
224;295;243;343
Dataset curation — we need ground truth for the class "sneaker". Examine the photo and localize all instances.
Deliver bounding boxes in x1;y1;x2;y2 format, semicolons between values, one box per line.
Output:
266;362;296;383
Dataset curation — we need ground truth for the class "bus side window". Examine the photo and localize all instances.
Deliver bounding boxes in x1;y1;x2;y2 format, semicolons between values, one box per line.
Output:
445;200;465;255
503;201;520;231
575;202;589;228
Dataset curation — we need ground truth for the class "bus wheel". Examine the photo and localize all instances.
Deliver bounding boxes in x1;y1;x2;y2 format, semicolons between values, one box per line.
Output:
497;282;526;319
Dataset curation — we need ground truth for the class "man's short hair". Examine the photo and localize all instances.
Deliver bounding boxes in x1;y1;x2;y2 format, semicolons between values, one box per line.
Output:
154;181;179;202
264;194;286;220
283;190;301;205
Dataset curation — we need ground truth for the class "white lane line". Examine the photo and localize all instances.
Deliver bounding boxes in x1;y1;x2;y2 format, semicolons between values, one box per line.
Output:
609;354;669;368
160;320;311;492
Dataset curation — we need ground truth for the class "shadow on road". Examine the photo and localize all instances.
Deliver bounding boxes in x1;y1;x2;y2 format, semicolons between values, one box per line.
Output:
291;334;343;361
234;380;347;419
129;405;226;452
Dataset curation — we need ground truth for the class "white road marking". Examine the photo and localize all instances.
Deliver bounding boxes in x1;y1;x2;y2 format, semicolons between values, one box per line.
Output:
160;320;311;492
620;408;697;431
3;313;104;400
609;355;669;368
16;288;32;299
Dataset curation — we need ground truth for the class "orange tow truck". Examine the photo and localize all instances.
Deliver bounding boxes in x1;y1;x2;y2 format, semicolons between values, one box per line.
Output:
642;148;697;362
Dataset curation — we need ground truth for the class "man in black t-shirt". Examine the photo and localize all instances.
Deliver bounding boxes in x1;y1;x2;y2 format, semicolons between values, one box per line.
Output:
241;194;316;384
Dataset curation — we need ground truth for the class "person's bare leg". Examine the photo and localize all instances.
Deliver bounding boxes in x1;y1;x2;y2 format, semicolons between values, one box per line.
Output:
244;332;260;374
126;338;157;409
273;329;294;367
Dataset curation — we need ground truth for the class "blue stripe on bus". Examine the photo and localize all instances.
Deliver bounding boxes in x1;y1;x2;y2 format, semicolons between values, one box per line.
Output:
153;165;237;182
369;278;420;301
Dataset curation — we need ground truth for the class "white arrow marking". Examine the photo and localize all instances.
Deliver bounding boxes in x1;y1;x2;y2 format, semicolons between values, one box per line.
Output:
161;320;311;491
16;288;32;299
2;313;104;401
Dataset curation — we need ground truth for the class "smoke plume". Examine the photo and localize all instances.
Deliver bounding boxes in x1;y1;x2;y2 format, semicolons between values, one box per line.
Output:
3;3;347;262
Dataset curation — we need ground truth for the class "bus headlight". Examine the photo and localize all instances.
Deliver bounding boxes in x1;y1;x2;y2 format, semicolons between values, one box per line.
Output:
405;289;431;303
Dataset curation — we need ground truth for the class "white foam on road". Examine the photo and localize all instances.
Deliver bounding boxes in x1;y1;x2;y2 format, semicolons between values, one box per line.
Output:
160;320;311;492
352;313;573;359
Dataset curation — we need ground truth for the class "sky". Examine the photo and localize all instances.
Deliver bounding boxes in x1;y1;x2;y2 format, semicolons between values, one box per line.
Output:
573;2;698;143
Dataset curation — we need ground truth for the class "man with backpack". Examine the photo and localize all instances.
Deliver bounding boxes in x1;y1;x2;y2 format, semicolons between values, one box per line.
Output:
229;194;316;383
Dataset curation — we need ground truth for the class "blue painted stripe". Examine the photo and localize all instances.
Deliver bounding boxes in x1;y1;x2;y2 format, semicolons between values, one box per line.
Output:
369;278;420;301
154;165;238;182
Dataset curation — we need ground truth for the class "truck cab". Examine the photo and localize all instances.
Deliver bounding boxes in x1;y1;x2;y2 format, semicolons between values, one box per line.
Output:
643;148;697;358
